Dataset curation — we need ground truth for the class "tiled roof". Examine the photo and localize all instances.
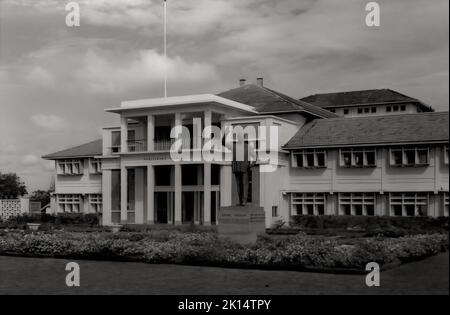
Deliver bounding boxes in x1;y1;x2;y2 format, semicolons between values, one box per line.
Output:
300;88;433;111
218;84;338;118
42;139;102;159
284;112;449;149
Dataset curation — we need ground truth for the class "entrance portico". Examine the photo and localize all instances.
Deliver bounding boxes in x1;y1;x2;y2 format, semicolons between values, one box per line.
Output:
104;163;227;226
101;94;257;226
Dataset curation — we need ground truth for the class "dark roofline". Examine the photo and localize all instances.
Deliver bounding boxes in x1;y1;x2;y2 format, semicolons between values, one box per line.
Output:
42;139;102;160
300;88;434;112
217;83;339;119
283;111;449;149
42;154;98;160
260;85;339;118
283;139;449;150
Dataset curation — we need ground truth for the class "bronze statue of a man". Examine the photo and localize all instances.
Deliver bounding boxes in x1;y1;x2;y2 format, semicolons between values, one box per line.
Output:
230;132;256;206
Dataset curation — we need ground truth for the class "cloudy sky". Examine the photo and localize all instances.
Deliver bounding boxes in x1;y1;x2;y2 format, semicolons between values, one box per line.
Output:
0;0;448;192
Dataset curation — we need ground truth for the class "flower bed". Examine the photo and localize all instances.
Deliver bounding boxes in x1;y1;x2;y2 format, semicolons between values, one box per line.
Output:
0;230;447;272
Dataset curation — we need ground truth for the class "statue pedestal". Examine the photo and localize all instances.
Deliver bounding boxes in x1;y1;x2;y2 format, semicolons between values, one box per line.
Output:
218;206;266;244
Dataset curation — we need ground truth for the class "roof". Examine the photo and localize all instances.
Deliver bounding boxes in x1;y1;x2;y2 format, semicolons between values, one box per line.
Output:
42;139;102;159
300;89;433;111
218;84;338;118
106;94;257;114
284;112;449;149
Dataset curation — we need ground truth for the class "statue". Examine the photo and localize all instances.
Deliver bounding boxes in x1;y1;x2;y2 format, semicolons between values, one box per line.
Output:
219;130;265;245
231;132;256;206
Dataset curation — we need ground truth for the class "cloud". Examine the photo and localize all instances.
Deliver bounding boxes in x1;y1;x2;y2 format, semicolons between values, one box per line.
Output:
0;0;448;193
31;114;67;131
21;154;41;166
76;49;219;94
26;66;56;88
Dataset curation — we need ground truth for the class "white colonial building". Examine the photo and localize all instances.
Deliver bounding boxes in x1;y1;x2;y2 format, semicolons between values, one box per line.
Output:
43;79;449;227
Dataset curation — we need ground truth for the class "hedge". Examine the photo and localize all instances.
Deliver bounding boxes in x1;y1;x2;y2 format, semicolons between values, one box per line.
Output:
0;213;101;228
291;215;449;237
0;230;447;271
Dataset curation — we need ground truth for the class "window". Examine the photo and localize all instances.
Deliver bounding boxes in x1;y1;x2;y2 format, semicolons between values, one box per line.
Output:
293;149;327;168
339;148;376;168
444;145;449;166
291;193;325;215
111;131;121;153
393;105;399;112
386;106;392;112
343;109;350;115
390;147;429;167
390;193;428;217
272;206;279;217
400;105;406;111
364;107;370;113
371;107;377;113
89;194;102;213
90;159;102;174
57;159;83;175
357;108;363;114
57;194;81;213
339;193;375;216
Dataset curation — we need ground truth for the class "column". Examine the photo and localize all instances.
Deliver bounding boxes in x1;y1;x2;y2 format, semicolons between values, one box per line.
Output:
204;109;212;131
220;165;232;207
203;163;211;225
83;195;90;213
376;193;384;216
195;165;202;224
174;164;182;225
120;116;128;153
147;115;154;151
147;165;155;224
120;166;127;223
102;170;112;226
135;168;144;224
326;193;335;215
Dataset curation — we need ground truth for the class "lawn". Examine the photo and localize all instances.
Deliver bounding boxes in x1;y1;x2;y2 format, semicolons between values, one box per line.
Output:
0;253;448;294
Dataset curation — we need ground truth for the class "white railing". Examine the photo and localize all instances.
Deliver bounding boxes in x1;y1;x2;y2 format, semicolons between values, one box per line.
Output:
127;139;148;152
154;139;175;151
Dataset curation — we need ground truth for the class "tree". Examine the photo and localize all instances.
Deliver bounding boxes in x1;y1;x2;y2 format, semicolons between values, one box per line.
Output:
30;190;52;207
0;172;27;198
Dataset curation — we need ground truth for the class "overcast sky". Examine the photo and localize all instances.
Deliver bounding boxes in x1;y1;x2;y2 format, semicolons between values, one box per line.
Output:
0;0;449;192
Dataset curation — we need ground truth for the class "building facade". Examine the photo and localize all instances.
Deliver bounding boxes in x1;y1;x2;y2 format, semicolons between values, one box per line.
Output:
43;81;449;227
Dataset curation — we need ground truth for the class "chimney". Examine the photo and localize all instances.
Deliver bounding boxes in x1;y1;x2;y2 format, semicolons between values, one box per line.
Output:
257;77;263;87
239;78;246;86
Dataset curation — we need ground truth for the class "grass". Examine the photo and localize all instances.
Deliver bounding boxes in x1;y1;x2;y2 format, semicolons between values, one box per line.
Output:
0;253;448;294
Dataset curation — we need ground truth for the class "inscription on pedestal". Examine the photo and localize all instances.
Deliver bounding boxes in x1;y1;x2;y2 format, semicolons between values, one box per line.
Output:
218;206;266;244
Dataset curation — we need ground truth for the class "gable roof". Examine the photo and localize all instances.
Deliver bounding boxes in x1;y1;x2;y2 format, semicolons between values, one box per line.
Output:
284;112;449;149
218;84;338;118
42;139;102;159
300;88;433;111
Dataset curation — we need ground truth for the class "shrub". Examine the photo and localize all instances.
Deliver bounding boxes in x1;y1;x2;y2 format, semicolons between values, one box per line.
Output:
1;213;100;227
0;230;447;271
291;215;449;236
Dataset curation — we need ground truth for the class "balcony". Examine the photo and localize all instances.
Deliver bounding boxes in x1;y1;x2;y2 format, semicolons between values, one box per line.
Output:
154;139;174;151
127;139;148;152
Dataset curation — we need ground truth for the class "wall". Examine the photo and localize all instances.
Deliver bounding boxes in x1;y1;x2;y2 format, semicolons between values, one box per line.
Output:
0;198;30;221
331;103;420;117
55;159;102;194
287;146;449;193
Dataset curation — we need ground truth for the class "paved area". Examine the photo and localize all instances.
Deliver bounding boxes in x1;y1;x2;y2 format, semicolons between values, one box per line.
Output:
0;253;448;295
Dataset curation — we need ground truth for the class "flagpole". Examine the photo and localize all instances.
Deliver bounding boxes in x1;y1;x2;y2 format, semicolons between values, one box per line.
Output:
164;0;167;98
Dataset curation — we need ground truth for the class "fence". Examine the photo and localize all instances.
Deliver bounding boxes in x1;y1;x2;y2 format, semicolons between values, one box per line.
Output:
0;198;30;221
